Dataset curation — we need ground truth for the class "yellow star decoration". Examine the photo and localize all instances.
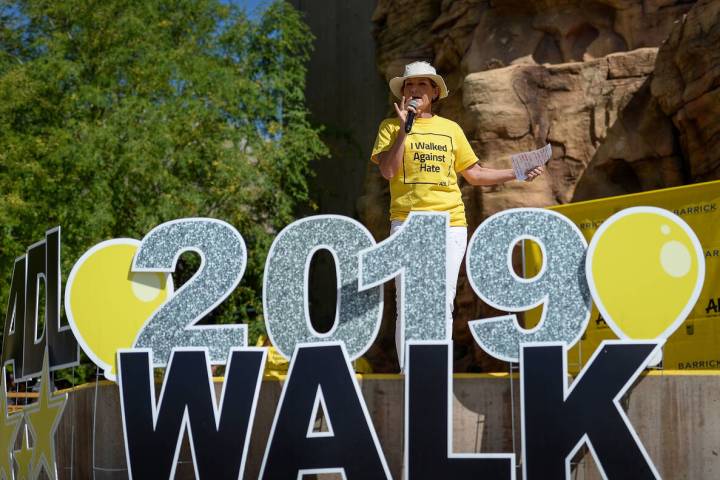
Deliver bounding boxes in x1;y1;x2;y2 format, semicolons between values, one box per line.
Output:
23;352;67;480
0;371;22;480
13;427;33;480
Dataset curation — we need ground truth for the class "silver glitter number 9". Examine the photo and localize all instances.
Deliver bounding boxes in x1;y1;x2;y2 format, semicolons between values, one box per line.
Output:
466;209;591;362
263;216;382;360
359;212;448;367
132;218;247;366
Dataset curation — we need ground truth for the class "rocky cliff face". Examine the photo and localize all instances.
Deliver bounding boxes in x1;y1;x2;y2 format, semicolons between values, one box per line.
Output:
651;0;720;182
361;0;719;372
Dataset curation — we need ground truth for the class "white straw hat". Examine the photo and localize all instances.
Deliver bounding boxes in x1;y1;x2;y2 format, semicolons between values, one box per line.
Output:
389;61;449;100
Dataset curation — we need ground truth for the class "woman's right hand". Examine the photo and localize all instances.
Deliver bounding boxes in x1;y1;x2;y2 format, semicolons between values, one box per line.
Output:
393;94;428;129
393;96;413;128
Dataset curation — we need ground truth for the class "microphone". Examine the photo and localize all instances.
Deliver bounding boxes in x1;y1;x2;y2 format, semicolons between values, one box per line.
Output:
404;99;420;133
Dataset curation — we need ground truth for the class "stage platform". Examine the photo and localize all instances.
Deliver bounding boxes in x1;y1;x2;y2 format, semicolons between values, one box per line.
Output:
49;371;719;479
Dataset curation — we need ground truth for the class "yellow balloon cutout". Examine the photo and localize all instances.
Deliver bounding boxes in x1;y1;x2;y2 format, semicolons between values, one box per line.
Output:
586;207;705;342
65;239;173;381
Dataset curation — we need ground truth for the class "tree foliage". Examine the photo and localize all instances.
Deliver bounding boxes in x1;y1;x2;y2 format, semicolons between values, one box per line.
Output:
0;0;327;362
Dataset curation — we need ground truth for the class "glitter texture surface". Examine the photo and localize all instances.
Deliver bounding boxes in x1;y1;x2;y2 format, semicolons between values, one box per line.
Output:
466;209;591;362
133;219;247;365
360;212;448;366
264;216;382;360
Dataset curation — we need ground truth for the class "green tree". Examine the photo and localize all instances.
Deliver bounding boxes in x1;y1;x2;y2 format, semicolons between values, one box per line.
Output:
0;0;327;380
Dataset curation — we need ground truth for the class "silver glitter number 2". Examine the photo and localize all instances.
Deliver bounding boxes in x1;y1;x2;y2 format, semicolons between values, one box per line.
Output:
359;212;448;367
466;209;591;362
263;216;382;360
132;218;247;366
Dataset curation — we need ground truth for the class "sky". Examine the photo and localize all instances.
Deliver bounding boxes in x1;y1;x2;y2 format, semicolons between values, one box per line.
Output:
230;0;271;18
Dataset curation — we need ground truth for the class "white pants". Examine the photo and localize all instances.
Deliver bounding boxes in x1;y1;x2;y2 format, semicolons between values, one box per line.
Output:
390;221;468;363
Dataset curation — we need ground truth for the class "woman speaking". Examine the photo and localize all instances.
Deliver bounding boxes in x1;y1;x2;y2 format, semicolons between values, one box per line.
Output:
371;61;544;365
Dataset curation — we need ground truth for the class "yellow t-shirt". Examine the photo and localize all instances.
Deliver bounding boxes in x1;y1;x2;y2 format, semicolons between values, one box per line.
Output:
371;116;478;227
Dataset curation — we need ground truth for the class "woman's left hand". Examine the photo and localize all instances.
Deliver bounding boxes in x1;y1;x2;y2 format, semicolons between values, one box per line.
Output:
524;166;544;182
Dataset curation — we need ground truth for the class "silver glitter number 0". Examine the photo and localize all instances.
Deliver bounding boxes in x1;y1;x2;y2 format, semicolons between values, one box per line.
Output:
466;209;591;362
263;216;382;360
359;212;448;367
132;218;247;366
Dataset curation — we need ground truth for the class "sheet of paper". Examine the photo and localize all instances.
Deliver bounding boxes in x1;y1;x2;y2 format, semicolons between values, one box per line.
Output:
512;143;552;180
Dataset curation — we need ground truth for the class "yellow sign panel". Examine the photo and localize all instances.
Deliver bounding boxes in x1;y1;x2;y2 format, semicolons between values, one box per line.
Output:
524;180;720;371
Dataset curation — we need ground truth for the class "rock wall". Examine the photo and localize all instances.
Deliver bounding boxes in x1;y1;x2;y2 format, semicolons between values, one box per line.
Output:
360;0;720;372
651;0;720;182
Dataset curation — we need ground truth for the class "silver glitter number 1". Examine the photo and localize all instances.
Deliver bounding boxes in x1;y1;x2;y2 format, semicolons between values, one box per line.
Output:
132;218;247;366
359;212;448;368
263;216;382;360
466;209;591;362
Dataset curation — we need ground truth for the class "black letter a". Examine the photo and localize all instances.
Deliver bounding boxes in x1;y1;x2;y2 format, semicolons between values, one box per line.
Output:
260;342;391;479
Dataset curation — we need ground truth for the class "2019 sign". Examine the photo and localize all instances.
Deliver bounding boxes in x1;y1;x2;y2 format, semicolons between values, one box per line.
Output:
0;207;705;479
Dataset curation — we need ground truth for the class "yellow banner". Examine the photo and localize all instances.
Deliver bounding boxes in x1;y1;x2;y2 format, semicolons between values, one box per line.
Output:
523;180;720;371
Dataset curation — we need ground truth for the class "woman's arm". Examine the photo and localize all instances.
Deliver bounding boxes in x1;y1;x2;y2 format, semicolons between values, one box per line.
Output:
376;95;430;180
460;163;544;186
376;130;407;180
